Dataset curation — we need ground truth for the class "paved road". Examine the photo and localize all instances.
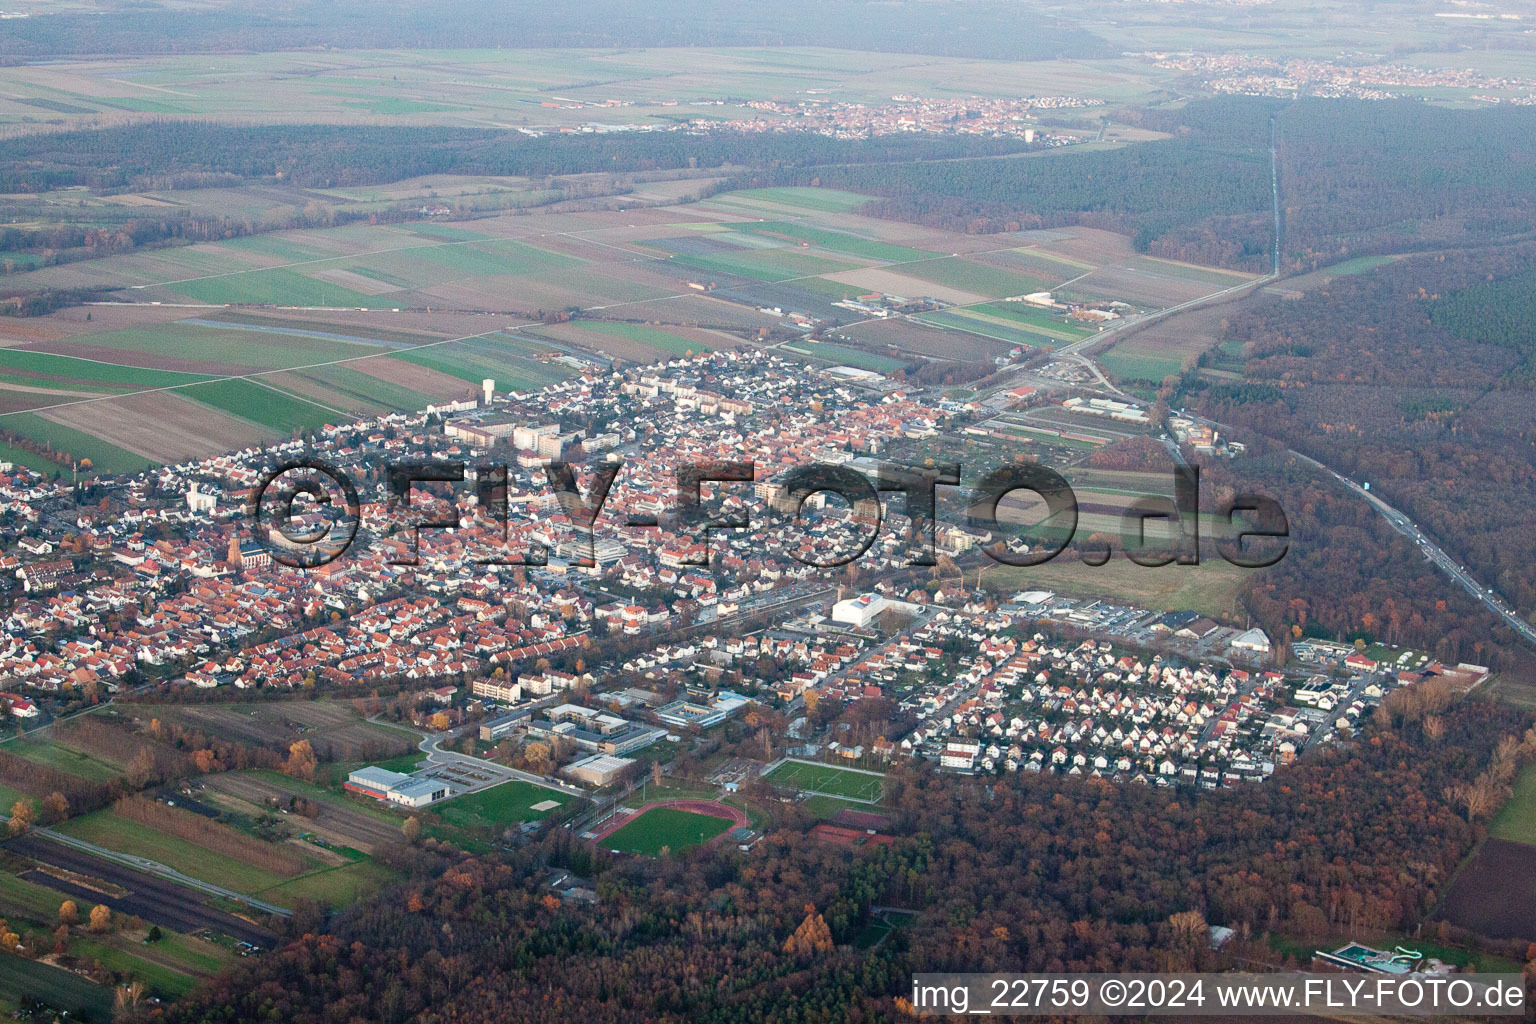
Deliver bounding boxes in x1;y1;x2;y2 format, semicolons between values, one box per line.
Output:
416;729;587;798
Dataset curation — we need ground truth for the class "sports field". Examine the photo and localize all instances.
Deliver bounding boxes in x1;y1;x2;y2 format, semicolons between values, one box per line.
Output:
764;760;885;802
433;779;573;829
601;805;735;856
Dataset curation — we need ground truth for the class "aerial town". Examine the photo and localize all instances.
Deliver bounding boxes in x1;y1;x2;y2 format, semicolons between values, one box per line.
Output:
0;349;1483;811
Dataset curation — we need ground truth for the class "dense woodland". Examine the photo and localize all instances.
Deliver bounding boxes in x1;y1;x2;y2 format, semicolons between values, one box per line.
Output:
1183;246;1536;640
161;699;1533;1023
1275;101;1536;269
0;125;1032;195
731;98;1536;272
742;98;1277;270
0;0;1108;61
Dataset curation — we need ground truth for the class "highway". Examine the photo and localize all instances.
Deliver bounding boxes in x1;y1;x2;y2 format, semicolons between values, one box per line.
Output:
1289;451;1536;646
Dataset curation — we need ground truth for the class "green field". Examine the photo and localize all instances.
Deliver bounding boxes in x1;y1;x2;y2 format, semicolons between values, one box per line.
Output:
1;413;152;475
672;248;860;283
1098;347;1189;384
0;872;232;1001
0;348;212;391
601;806;733;856
780;340;908;373
1490;762;1536;847
1128;256;1253;286
0;439;67;473
183;378;340;433
1324;255;1398;276
170;266;394;308
390;335;574;391
966;302;1095;340
578;321;708;356
739;221;939;262
219;234;336;263
0;868;95;922
917;307;1086;349
252;857;398;909
763;761;885;802
48;323;386;371
56;810;298;894
433;780;573;830
69;936;203;999
982;556;1252;619
891;257;1052;299
711;187;873;214
288;364;436;413
0;953;112;1022
8;737;123;783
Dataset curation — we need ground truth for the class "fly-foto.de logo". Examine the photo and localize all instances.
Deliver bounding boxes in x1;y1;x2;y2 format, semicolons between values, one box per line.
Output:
245;457;1288;571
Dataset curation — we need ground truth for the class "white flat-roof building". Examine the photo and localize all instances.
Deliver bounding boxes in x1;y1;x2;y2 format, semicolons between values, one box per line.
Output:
832;593;887;628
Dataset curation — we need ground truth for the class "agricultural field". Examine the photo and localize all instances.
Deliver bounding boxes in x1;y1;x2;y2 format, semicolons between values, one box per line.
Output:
733;221;939;263
1490;762;1536;847
181;378;340;433
1095;303;1230;386
600;806;735;856
0;184;1257;473
0;412;151;475
0;49;1177;135
55;808;301;895
980;556;1253;619
841;316;1012;363
558;321;713;358
704;187;876;216
779;340;908;373
252;857;398;910
763;760;885;802
916;302;1097;349
7;737;123;783
1433;838;1536;942
890;257;1053;300
128;702;416;763
388;333;577;390
0;954;113;1022
433;780;573;830
667;247;865;284
202;772;409;855
53;800;398;911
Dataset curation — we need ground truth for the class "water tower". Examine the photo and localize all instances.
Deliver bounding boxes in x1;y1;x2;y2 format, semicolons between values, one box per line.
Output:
481;378;495;406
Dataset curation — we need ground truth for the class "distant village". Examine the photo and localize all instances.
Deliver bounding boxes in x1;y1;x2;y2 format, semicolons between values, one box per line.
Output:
519;93;1098;142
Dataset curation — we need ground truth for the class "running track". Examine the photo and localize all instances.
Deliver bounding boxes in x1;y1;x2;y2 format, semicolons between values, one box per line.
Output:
590;799;747;845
